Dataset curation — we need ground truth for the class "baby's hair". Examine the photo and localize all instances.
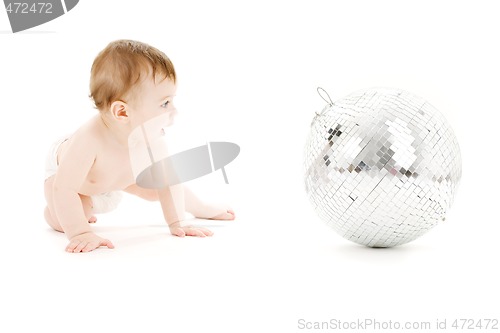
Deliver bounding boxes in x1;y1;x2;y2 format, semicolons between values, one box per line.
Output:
89;39;176;111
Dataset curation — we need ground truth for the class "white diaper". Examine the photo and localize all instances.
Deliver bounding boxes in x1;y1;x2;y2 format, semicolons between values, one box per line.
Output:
44;137;68;181
89;191;123;214
45;137;123;214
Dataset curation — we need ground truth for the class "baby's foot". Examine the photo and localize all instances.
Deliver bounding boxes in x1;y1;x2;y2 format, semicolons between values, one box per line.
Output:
88;216;97;223
192;204;235;221
209;209;235;221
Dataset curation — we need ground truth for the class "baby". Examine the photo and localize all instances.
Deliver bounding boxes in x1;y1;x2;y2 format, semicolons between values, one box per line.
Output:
44;40;235;253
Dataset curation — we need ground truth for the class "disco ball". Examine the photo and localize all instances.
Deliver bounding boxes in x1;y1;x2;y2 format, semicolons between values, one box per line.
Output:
304;87;462;247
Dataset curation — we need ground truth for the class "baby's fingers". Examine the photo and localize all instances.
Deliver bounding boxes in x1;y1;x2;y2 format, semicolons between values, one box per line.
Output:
195;227;213;237
73;241;88;253
171;227;186;237
80;239;114;252
185;228;207;237
100;238;115;249
81;242;98;253
66;240;81;253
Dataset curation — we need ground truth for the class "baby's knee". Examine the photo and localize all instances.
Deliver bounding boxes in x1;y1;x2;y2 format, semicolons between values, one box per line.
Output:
44;207;63;233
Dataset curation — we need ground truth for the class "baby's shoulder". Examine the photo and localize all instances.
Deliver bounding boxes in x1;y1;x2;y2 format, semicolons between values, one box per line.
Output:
64;117;104;151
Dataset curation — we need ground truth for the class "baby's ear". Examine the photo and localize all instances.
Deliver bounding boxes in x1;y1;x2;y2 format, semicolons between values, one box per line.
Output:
110;101;129;121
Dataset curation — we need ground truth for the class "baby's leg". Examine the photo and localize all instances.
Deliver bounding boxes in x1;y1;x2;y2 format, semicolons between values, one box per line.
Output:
126;184;234;220
44;176;95;232
184;186;235;220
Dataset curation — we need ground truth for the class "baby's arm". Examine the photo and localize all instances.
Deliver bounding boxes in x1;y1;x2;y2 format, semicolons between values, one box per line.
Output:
157;185;213;237
52;134;113;252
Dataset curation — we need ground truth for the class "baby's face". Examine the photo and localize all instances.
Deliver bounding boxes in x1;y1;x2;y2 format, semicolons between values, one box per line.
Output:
128;75;177;131
126;75;177;169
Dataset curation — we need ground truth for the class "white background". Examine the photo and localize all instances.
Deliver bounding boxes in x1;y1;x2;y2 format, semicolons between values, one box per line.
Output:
1;1;499;332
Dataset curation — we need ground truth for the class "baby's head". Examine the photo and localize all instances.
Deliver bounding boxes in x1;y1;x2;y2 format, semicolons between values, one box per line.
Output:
90;39;176;115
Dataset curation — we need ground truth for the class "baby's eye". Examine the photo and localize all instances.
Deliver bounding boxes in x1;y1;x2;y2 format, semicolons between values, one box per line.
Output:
161;101;170;108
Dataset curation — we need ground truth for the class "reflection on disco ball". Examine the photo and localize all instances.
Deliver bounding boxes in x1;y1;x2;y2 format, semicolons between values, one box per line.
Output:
304;88;462;247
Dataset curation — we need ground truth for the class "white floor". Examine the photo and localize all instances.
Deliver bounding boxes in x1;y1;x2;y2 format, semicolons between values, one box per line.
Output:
2;164;499;333
2;1;499;332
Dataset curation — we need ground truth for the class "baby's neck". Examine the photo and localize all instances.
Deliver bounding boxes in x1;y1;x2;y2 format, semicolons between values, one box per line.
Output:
98;114;131;147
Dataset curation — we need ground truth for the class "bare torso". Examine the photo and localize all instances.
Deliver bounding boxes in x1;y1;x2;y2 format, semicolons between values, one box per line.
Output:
57;116;136;196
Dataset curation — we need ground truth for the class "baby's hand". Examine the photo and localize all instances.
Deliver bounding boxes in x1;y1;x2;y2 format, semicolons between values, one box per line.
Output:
66;232;115;253
169;222;213;238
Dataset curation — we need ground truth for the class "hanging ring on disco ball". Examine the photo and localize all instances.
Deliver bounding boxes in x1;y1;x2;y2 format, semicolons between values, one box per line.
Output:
128;113;240;190
304;87;462;248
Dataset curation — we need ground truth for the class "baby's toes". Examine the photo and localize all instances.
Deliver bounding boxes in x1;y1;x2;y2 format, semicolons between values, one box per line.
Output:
210;210;235;221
